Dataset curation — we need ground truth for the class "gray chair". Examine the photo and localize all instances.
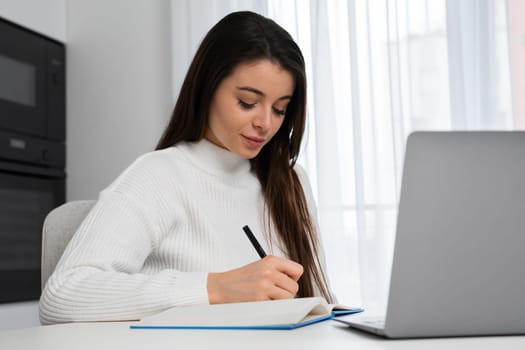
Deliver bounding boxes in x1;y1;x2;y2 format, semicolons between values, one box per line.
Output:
41;200;96;290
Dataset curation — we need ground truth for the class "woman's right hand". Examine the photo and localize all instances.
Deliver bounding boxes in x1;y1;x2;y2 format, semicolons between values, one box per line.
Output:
207;255;304;304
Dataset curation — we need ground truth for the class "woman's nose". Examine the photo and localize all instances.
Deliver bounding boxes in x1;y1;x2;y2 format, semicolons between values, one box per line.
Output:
252;108;272;131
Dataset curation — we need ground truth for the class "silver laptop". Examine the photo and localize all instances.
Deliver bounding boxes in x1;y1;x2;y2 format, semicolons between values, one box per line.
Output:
335;131;525;338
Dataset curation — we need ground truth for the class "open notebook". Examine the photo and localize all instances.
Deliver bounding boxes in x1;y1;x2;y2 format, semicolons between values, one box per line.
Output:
130;297;363;330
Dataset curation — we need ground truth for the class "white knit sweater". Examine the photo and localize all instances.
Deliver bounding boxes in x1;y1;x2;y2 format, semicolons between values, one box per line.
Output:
39;139;327;324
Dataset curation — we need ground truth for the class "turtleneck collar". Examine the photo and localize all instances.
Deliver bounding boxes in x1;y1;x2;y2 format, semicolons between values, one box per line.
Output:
177;139;252;179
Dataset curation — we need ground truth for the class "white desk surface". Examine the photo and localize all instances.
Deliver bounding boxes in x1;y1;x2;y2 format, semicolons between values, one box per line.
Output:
1;320;524;349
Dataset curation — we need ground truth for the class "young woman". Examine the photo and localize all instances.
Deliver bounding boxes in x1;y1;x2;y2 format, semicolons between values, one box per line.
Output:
39;11;333;324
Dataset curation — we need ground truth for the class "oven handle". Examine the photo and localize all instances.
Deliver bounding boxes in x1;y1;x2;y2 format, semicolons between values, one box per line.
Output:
0;160;65;178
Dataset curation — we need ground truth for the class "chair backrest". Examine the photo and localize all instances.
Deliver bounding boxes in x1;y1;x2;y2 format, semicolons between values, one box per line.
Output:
41;200;96;290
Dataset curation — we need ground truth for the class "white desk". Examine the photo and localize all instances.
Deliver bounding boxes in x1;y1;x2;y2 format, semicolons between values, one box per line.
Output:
1;320;524;349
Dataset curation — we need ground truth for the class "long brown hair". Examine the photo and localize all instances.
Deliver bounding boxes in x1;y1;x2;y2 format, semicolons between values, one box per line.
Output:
156;11;331;301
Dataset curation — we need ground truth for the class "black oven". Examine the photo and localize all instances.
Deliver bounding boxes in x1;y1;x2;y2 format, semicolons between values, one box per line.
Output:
0;158;65;302
0;17;66;303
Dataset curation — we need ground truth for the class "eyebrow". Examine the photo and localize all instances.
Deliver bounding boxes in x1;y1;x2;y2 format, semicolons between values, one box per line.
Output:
236;86;292;101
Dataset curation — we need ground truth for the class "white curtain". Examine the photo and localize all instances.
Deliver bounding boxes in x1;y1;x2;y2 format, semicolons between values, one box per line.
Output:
171;0;514;311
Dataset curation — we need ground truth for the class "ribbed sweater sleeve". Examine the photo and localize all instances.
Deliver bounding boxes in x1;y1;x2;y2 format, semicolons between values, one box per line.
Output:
39;150;209;324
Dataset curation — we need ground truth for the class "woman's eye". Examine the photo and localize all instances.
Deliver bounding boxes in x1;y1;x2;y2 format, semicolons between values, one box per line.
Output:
238;99;256;110
273;107;286;116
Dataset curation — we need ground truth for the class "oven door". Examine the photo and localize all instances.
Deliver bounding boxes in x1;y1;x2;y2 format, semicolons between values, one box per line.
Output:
0;161;65;303
0;19;47;138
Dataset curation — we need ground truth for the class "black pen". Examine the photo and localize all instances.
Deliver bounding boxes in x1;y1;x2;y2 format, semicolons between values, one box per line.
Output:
242;225;267;259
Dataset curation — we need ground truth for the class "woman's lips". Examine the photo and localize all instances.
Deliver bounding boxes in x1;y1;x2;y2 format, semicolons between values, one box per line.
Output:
242;135;265;148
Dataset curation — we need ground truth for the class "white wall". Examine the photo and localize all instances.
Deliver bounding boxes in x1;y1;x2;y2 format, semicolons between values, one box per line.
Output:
66;0;173;200
0;0;66;41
